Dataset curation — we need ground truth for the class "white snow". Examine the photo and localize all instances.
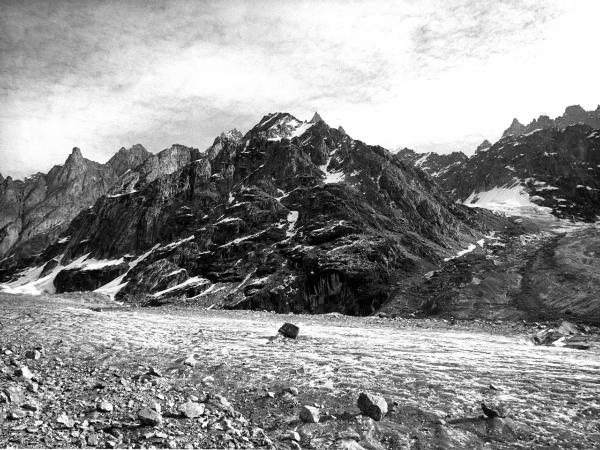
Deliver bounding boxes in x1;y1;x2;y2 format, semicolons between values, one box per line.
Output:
319;155;344;184
444;244;477;262
151;276;210;298
286;210;299;237
464;182;553;217
94;245;159;298
57;237;71;244
160;235;194;250
214;217;243;225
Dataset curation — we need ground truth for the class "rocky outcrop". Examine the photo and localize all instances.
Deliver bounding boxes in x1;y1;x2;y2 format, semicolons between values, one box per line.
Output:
54;263;129;293
440;125;600;221
0;145;154;261
2;112;496;314
502;104;600;137
394;148;468;177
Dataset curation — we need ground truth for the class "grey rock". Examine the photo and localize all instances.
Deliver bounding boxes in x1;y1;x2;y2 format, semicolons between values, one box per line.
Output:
278;323;299;339
138;408;163;426
357;392;388;421
178;401;205;418
96;401;114;412
15;366;33;380
299;405;320;423
3;386;25;404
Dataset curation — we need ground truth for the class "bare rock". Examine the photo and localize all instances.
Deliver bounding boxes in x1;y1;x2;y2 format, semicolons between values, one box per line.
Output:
178;401;205;418
138;408;163;426
481;402;507;418
56;412;75;428
3;386;25;404
278;323;300;339
96;401;114;412
357;392;388;421
300;405;320;423
15;366;33;380
25;349;41;360
7;409;26;420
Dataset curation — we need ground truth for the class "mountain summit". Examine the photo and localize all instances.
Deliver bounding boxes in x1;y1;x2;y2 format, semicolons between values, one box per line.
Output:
1;112;493;314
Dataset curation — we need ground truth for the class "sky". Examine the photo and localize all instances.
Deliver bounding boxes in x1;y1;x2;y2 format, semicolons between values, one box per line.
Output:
1;0;599;179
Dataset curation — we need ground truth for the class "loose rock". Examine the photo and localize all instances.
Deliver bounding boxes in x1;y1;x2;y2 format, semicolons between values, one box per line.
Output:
4;386;25;404
481;402;507;418
138;408;163;426
178;401;205;418
357;392;388;421
278;322;300;339
96;401;114;412
25;349;41;360
15;366;33;380
300;405;320;423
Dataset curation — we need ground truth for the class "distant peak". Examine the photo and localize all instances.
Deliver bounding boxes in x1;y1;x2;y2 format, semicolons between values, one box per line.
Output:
510;118;523;126
310;112;323;123
564;104;585;115
337;125;346;134
220;129;243;141
66;147;84;164
476;139;491;152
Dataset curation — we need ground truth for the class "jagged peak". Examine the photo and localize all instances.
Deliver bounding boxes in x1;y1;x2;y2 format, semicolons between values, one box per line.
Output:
66;147;84;165
220;129;243;141
337;125;346;135
310;112;323;123
476;139;492;152
564;104;586;115
510;118;523;126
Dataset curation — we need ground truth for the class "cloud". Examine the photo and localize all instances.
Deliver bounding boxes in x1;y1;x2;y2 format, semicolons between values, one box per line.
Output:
0;0;599;178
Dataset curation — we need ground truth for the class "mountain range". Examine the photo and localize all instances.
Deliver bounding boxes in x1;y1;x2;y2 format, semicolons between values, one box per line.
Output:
0;112;497;315
1;105;598;321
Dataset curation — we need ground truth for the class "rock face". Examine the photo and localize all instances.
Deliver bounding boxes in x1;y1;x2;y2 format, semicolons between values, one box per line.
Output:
399;115;600;222
357;392;388;421
2;112;495;314
502;104;600;137
395;148;468;178
0;145;151;262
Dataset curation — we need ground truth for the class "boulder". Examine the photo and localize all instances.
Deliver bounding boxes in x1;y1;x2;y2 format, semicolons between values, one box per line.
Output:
3;386;25;404
178;401;205;418
138;408;163;426
278;323;300;339
357;392;388;421
481;402;507;418
15;366;33;380
299;405;320;423
96;401;114;413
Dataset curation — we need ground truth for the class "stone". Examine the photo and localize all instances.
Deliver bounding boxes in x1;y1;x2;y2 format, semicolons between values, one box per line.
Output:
22;402;39;411
299;405;320;423
336;440;367;450
4;386;25;404
184;356;198;367
357;393;388;421
283;431;301;442
25;349;41;360
481;402;507;418
26;382;39;393
56;413;75;428
147;366;162;377
278;323;300;339
96;401;114;412
138;408;163;426
15;366;33;380
7;409;26;420
87;433;99;446
285;386;299;396
178;401;205;418
151;402;162;412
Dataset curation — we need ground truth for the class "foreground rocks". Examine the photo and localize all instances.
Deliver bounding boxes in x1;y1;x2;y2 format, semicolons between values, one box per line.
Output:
357;392;388;421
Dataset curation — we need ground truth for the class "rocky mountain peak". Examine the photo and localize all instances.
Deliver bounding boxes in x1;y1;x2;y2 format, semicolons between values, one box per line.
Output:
502;104;600;137
66;147;84;164
337;125;346;135
310;112;324;123
220;129;243;142
476;139;492;152
107;144;152;176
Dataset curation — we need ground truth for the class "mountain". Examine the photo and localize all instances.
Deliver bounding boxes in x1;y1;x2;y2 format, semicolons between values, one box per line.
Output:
1;112;497;315
395;148;468;178
0;146;152;262
502;104;600;137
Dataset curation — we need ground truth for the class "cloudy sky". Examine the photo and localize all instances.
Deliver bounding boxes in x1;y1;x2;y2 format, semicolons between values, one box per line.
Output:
1;0;599;178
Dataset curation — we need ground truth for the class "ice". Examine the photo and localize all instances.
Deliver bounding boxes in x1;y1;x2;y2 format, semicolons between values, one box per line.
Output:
464;182;553;218
286;210;299;237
